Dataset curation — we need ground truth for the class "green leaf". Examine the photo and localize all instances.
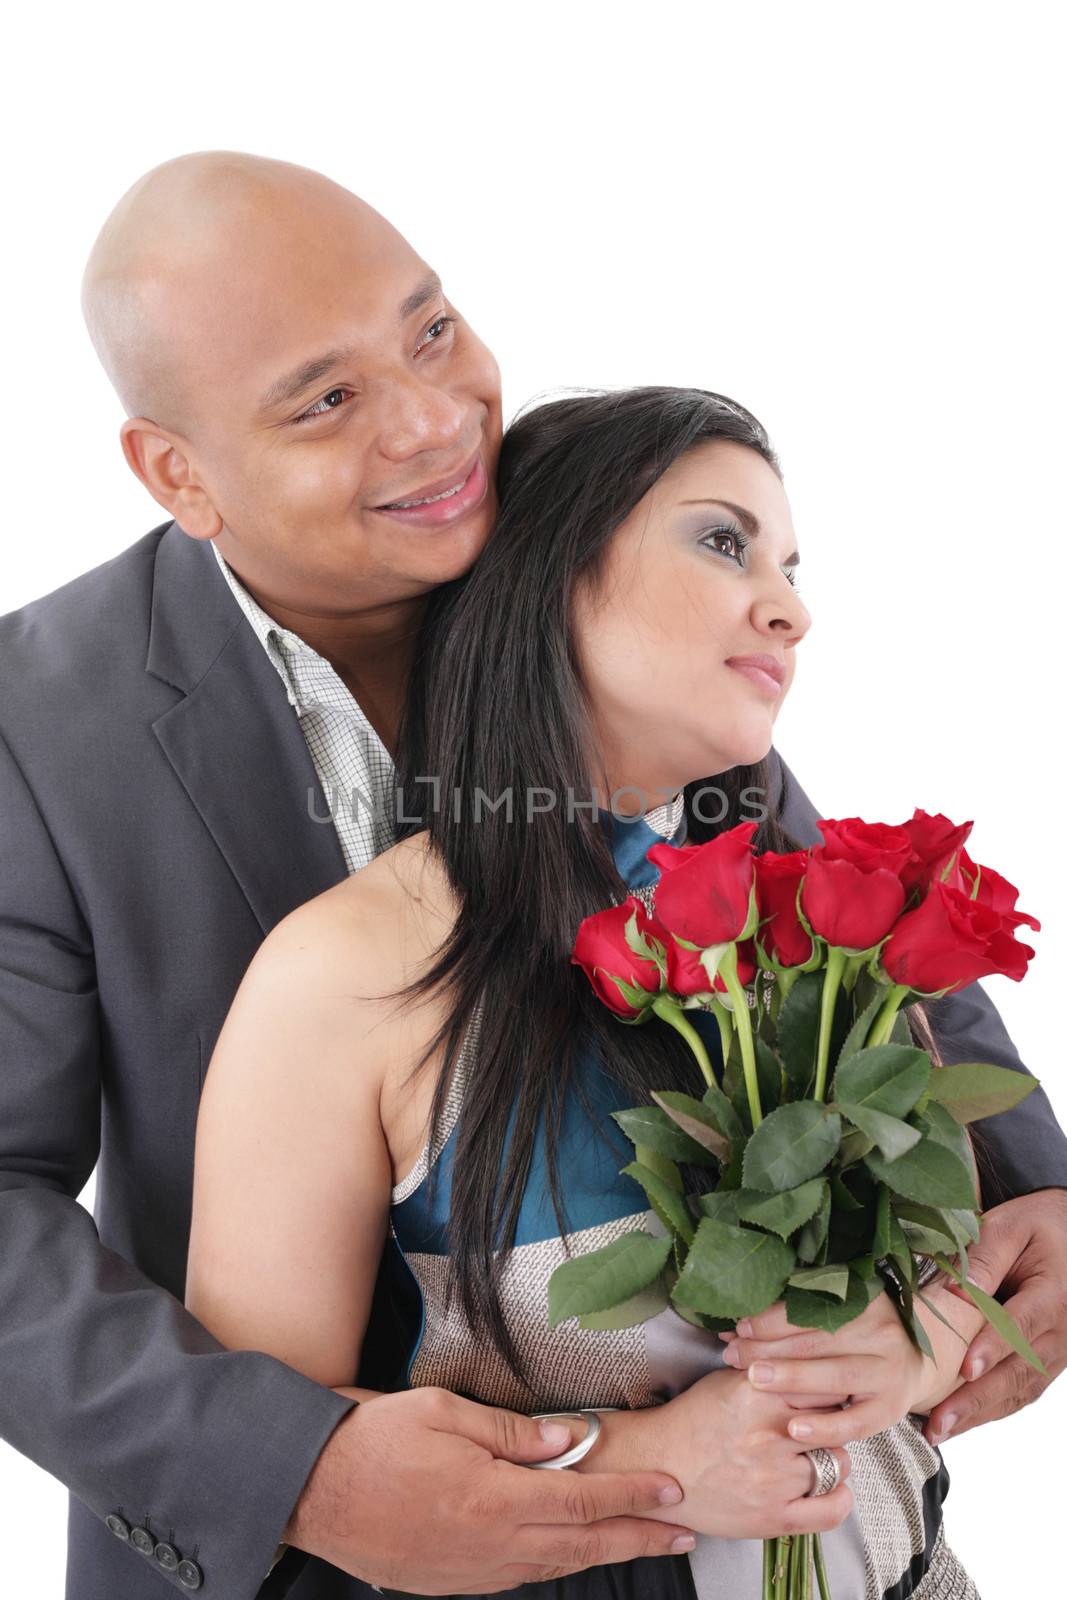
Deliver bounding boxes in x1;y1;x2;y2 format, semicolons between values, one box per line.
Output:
612;1105;717;1166
932;1254;1049;1376
881;1270;935;1360
650;1091;730;1163
886;1211;915;1285
796;1182;832;1264
785;1270;878;1333
702;1080;746;1145
671;1217;796;1319
833;1044;930;1118
926;1062;1039;1124
548;1231;673;1326
755;1037;782;1113
789;1263;850;1300
696;1188;746;1224
622;1161;696;1245
865;1134;979;1210
838;1102;923;1162
743;1102;842;1193
890;1006;914;1047
836;992;885;1069
873;1184;892;1260
577;1275;670;1329
915;1288;970;1346
776;971;822;1091
839;1127;876;1167
634;1145;684;1193
737;1178;828;1241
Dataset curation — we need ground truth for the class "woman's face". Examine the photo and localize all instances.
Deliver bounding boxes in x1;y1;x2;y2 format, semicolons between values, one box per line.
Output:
572;438;811;813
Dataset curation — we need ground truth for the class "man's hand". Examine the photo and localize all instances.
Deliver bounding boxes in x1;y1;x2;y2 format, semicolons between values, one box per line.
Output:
924;1187;1067;1446
284;1386;694;1593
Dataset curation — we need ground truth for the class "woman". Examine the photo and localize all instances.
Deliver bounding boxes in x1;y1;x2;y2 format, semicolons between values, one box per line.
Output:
186;387;985;1599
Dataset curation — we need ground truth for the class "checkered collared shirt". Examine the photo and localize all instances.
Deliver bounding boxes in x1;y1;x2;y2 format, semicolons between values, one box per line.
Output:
210;541;397;874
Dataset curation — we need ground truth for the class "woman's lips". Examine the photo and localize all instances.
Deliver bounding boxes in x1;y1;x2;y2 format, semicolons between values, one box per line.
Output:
726;656;785;698
372;455;488;529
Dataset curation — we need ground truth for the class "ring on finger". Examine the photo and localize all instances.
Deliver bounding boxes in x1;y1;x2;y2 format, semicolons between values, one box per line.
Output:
803;1447;841;1498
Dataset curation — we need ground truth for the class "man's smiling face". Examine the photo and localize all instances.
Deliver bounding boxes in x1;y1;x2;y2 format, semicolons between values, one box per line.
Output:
86;154;504;614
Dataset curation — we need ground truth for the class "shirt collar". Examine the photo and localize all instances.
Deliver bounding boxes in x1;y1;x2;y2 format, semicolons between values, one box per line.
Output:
210;540;309;710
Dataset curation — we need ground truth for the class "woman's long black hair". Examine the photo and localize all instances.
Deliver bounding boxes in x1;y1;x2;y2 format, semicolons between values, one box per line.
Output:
385;385;939;1377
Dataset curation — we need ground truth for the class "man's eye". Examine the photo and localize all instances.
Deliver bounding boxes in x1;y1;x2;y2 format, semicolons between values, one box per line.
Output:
418;314;457;352
295;388;351;423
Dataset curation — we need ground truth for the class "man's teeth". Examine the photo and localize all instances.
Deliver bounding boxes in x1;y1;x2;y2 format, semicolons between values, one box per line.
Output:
386;477;466;510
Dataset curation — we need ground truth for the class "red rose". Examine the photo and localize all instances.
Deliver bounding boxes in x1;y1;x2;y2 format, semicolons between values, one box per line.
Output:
647;821;759;948
897;809;974;895
667;933;757;997
572;897;665;1018
881;879;1039;993
754;850;815;967
801;855;906;951
819;816;915;878
943;848;1042;931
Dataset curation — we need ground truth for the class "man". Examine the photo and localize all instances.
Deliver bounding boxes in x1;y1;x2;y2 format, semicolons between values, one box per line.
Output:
1;150;1064;1600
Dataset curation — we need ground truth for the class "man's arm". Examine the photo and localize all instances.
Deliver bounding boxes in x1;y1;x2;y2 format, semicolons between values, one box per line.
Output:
771;747;1067;1196
0;723;357;1598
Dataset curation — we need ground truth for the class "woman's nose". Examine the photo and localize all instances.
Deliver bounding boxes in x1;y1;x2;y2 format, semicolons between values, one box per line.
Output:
752;585;811;642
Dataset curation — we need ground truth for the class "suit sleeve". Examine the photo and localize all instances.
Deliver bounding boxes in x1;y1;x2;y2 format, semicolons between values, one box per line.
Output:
770;746;1067;1201
0;724;357;1597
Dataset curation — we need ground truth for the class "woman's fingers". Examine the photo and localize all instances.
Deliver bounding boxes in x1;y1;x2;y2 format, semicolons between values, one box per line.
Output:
746;1355;876;1396
723;1330;832;1367
786;1402;880;1448
778;1480;856;1537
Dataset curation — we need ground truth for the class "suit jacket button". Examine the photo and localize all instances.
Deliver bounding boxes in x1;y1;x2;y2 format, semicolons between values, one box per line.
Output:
130;1526;155;1556
154;1541;180;1570
105;1514;130;1541
177;1558;203;1589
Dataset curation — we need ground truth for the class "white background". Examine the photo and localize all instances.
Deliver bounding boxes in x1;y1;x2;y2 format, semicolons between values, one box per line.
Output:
2;3;1064;1594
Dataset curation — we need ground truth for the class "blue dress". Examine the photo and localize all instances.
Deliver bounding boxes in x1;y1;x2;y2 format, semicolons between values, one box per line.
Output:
384;797;978;1600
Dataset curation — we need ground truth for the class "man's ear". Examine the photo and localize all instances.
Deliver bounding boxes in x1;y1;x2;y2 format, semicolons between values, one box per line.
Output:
119;417;223;540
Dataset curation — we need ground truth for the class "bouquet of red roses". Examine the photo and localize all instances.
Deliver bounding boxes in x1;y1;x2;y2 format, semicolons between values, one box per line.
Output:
548;811;1045;1600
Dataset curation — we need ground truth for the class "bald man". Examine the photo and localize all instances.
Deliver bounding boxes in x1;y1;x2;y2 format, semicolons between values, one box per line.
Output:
2;152;1066;1600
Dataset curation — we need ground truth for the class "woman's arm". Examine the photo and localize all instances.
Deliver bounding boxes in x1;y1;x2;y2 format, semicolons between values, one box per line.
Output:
186;885;395;1386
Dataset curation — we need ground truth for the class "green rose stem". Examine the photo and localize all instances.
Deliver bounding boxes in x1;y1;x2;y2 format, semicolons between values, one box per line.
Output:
708;995;735;1076
813;1531;831;1599
866;982;911;1048
763;1538;775;1600
650;995;718;1090
710;942;764;1129
813;945;848;1102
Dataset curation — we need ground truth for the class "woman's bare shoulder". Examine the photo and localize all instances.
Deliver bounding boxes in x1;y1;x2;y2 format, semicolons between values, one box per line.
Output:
262;830;454;965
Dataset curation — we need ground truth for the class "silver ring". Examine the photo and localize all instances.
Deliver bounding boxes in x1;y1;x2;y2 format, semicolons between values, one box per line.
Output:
527;1409;602;1470
804;1447;841;1497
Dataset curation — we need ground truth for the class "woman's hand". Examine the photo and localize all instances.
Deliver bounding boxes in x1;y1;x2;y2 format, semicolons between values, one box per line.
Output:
575;1368;854;1541
718;1277;986;1450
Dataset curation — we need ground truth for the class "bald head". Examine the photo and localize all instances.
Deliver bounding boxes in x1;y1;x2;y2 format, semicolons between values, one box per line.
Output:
81;151;400;433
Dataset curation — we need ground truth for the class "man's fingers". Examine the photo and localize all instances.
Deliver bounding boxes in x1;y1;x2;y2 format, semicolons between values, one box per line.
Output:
494;1460;684;1525
923;1346;1059;1445
951;1203;1031;1301
441;1392;579;1463
516;1514;696;1577
955;1286;1042;1382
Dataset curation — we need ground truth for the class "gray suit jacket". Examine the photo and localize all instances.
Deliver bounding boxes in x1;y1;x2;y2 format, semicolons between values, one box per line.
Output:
1;519;1065;1600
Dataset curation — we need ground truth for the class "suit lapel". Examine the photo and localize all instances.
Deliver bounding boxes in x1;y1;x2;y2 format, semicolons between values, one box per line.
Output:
146;521;348;935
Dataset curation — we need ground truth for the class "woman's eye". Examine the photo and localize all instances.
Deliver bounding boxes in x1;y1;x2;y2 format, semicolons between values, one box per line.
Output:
296;388;351;423
701;525;747;563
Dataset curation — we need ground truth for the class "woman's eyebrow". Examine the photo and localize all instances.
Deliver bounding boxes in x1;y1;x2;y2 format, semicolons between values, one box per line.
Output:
681;497;800;566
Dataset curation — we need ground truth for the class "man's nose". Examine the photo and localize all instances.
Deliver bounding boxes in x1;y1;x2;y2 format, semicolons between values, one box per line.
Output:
375;375;469;462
